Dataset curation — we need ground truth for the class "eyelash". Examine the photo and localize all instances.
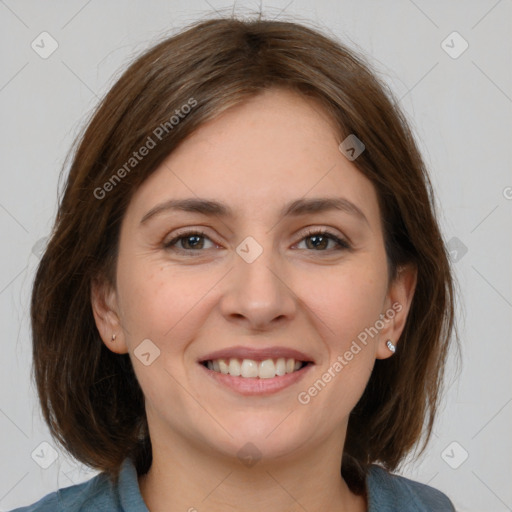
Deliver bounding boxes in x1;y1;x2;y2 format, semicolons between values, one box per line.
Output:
163;228;351;255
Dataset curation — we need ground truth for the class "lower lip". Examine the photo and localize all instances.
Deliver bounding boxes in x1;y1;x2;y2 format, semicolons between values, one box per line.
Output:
199;363;313;396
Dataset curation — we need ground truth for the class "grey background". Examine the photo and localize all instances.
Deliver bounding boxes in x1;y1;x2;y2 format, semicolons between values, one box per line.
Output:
1;1;511;510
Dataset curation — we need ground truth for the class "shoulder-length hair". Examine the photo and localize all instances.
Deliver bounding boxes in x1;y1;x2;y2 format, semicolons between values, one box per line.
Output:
31;16;456;493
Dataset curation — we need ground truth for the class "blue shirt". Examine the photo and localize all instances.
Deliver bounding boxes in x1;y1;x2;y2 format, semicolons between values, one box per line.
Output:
8;457;455;511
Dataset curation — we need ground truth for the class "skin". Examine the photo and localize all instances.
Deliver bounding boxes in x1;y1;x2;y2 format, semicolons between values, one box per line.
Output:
91;88;417;512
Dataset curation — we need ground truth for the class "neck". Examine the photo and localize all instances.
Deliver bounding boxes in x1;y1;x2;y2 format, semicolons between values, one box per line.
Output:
137;426;367;512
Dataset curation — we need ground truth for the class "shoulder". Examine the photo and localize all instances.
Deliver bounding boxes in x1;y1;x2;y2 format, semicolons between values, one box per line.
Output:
366;464;456;512
7;469;120;511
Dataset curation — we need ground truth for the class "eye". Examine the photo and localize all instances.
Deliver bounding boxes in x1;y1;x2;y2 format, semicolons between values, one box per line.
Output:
295;228;351;251
163;230;216;253
163;228;351;256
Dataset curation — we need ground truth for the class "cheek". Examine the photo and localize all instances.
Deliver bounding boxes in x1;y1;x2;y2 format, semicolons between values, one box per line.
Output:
311;261;386;411
304;260;387;347
323;348;376;419
115;262;207;398
116;258;212;350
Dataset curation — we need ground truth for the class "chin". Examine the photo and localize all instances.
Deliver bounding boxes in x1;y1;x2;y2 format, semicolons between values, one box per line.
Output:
202;416;312;463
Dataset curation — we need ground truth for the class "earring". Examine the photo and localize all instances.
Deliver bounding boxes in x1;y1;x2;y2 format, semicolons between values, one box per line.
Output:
386;340;396;353
111;334;116;342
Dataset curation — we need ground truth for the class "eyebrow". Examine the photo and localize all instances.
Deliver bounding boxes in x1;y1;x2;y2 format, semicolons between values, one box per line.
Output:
140;197;369;226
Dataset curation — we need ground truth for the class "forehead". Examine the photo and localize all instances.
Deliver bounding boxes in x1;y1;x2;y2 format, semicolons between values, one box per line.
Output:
125;88;380;227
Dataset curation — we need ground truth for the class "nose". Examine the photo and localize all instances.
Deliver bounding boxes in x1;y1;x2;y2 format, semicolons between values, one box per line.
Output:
219;244;297;332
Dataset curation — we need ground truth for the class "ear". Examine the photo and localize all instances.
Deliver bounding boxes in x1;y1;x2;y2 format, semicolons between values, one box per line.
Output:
375;263;417;360
90;276;129;354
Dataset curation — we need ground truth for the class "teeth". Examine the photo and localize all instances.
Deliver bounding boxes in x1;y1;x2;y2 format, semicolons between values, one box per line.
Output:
240;359;259;378
228;358;241;376
259;359;276;379
275;357;286;376
218;359;229;374
205;357;306;378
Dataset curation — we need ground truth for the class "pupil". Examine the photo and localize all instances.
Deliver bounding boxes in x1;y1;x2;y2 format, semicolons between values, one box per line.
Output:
186;235;202;249
309;235;326;249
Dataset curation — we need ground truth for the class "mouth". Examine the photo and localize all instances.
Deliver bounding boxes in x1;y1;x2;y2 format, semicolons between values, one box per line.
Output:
200;357;312;379
197;346;315;396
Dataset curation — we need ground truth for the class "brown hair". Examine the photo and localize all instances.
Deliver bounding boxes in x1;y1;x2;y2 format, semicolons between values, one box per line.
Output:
31;15;457;494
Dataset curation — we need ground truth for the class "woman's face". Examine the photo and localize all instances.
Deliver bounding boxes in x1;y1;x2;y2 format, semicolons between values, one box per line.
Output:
93;88;415;463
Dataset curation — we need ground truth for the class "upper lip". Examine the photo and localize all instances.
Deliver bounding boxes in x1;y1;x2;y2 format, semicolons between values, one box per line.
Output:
198;345;315;363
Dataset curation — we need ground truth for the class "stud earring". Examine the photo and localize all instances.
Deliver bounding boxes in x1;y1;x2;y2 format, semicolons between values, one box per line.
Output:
111;334;116;342
386;340;396;353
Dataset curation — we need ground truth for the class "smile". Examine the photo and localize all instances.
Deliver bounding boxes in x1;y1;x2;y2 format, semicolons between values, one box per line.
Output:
199;359;314;396
202;357;307;379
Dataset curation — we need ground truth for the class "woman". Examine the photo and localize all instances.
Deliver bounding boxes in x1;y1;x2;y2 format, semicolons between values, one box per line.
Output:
11;16;457;511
